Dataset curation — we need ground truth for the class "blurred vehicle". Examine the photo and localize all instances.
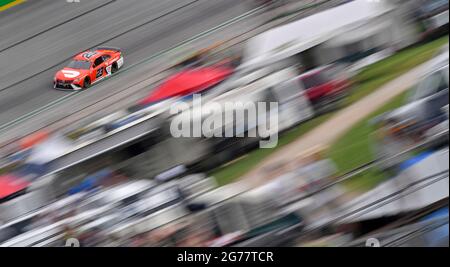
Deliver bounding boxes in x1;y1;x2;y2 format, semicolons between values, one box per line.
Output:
337;148;449;229
298;64;352;113
53;47;124;90
415;0;449;39
374;49;448;169
379;52;448;141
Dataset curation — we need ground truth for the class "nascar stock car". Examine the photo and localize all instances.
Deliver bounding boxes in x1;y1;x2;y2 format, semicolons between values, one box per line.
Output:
54;47;124;90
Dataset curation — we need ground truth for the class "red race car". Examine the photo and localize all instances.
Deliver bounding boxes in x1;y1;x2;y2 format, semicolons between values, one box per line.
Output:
54;46;124;90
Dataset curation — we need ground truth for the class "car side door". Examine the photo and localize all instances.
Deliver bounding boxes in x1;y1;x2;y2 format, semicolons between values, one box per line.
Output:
423;68;449;121
415;67;449;123
92;56;105;81
102;55;113;75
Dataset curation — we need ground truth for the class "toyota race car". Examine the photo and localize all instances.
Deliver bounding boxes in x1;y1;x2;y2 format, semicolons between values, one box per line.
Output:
54;47;124;90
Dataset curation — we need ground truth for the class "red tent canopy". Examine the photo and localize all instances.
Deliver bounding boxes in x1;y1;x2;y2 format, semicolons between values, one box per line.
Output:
0;174;30;199
139;66;233;106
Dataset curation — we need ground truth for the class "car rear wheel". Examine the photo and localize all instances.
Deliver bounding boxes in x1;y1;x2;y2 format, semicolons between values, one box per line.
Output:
111;63;118;74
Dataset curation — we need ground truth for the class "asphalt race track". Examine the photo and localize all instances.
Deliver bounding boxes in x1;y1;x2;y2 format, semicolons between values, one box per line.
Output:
0;0;254;130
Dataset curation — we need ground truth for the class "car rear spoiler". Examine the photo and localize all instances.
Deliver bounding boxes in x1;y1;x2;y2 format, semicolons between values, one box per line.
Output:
94;46;121;52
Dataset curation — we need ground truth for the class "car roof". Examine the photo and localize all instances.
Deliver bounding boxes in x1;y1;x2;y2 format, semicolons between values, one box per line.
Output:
73;50;104;62
298;65;332;79
422;49;449;77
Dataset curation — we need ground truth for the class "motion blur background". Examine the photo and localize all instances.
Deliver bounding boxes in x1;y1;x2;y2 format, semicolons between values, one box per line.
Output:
0;0;448;247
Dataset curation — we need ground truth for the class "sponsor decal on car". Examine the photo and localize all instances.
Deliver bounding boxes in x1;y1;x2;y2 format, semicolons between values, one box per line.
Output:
117;56;124;68
83;51;97;59
62;70;80;78
106;65;112;75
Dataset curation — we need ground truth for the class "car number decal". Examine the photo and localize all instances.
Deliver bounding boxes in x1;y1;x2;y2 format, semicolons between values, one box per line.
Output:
96;68;103;78
83;51;97;59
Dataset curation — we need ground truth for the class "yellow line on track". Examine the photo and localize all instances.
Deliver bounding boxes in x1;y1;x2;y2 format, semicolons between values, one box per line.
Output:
0;0;25;12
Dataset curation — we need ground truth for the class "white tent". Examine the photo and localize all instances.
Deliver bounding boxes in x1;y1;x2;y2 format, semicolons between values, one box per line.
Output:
241;0;396;69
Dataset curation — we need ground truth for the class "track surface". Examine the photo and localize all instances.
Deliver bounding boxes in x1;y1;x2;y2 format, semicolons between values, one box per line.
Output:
0;0;253;127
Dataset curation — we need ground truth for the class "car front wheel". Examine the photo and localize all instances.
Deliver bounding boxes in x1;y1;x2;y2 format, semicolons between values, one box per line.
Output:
83;77;91;89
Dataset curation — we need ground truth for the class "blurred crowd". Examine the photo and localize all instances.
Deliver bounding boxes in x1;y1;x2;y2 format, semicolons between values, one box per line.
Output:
0;0;448;247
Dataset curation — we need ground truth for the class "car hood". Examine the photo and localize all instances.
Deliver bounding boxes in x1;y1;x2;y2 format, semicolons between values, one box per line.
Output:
383;99;426;123
55;68;89;80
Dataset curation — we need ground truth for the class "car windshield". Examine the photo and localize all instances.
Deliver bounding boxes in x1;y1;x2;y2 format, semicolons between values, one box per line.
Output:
67;60;91;70
421;0;448;13
301;72;328;89
410;69;447;102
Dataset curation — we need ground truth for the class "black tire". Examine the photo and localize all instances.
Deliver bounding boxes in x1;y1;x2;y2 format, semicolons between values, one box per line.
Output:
111;63;118;74
84;77;91;89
